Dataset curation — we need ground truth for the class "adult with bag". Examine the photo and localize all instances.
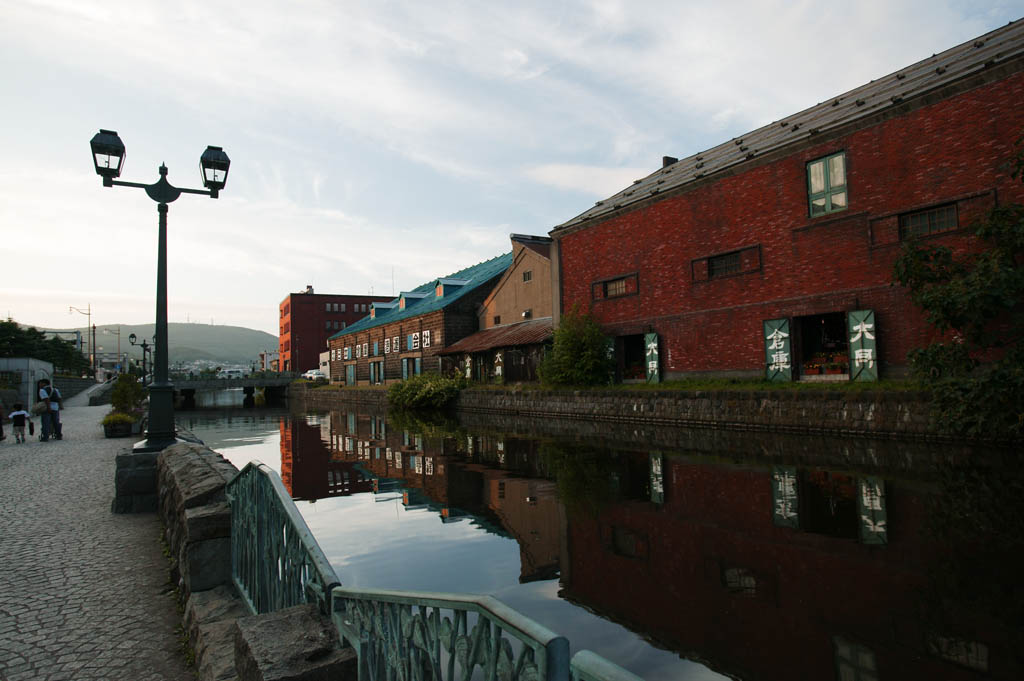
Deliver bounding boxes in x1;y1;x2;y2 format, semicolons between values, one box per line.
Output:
36;378;63;441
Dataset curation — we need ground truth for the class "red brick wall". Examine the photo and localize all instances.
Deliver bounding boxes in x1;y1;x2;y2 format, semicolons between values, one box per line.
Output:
556;71;1024;376
279;293;391;373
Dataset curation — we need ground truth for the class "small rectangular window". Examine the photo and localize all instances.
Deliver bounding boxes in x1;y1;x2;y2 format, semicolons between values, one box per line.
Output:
411;333;420;350
708;251;742;278
325;303;331;312
605;278;627;297
423;330;431;347
807;152;847;216
899;203;958;239
355;344;361;359
325;320;331;329
393;336;399;352
340;303;346;312
384;337;391;354
362;342;368;357
523;270;533;282
493;315;501;325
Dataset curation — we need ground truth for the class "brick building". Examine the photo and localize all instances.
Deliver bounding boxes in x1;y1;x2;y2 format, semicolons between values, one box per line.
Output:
550;22;1024;382
278;286;391;373
327;253;513;385
440;234;554;382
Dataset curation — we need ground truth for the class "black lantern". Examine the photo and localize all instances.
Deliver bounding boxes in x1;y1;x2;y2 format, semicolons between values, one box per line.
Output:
128;333;137;344
199;145;231;197
90;129;126;184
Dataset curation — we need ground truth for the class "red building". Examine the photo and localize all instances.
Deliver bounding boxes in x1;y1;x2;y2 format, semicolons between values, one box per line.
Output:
550;22;1024;382
278;286;391;373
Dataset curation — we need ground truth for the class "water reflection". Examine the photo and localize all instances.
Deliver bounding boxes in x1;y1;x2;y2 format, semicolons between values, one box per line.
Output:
186;401;1019;681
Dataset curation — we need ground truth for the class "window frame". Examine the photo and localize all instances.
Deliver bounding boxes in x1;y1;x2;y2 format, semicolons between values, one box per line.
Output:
807;151;848;217
898;202;958;240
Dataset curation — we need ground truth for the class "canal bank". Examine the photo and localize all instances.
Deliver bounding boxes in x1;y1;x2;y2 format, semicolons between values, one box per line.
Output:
292;383;947;441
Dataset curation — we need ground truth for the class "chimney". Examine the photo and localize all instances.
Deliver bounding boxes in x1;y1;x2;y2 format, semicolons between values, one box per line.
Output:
662;156;678;168
305;285;314;294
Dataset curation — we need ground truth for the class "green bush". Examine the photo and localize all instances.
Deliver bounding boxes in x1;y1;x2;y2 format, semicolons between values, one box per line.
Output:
387;373;466;409
110;374;146;413
538;306;611;386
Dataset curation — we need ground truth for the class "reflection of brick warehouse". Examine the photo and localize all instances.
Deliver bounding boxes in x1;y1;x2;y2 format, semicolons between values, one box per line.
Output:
561;456;1012;680
281;417;373;500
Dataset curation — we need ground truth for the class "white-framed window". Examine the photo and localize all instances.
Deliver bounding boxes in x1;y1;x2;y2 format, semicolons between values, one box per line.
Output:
384;337;391;353
355;344;361;358
362;342;368;357
393;336;399;352
325;303;331;311
412;332;420;349
340;303;346;312
344;347;351;360
423;330;431;347
807;151;847;216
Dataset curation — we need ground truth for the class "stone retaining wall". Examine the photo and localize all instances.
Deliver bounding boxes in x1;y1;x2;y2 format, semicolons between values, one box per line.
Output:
292;383;941;440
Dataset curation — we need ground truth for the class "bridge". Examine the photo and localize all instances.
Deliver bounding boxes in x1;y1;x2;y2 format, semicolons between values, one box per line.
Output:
172;374;295;408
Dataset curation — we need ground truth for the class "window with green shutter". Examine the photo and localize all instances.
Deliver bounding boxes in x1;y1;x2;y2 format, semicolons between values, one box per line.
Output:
807;152;847;217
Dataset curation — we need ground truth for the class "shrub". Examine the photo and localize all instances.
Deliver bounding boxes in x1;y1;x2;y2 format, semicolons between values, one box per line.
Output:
387;373;466;409
101;411;136;426
538;306;611;386
110;374;146;413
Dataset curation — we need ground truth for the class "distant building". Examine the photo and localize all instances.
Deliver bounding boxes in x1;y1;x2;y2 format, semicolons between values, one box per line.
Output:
550;21;1024;382
327;254;513;385
258;350;279;372
440;234;554;382
278;285;391;373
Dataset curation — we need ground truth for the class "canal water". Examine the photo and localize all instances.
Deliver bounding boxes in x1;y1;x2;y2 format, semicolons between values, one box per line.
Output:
179;390;1020;681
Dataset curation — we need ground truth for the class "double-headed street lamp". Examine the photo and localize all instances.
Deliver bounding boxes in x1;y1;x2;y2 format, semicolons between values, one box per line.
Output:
128;332;153;385
91;129;230;452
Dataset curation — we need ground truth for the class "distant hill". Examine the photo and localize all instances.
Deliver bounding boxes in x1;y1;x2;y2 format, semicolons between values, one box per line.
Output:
49;323;277;365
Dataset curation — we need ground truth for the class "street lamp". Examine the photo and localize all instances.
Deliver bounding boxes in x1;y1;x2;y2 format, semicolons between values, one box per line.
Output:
129;332;153;385
68;304;94;375
90;129;230;452
103;326;122;373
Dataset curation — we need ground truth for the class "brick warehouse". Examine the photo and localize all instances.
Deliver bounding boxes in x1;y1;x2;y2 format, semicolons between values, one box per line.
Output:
327;253;513;385
550;21;1024;382
278;286;392;373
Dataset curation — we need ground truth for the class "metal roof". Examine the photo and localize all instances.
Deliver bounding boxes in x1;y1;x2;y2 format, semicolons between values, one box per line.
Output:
554;19;1024;232
328;252;514;338
439;318;553;355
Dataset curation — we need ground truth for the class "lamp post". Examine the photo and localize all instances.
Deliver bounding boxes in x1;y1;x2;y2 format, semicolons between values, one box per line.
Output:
90;129;230;452
68;304;94;374
129;332;153;385
104;326;122;373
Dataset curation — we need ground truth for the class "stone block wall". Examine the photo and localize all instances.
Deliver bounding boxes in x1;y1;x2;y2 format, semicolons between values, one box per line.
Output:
157;443;239;600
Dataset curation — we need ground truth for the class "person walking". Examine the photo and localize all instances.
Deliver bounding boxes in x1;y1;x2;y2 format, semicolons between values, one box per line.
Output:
7;403;30;443
37;379;63;441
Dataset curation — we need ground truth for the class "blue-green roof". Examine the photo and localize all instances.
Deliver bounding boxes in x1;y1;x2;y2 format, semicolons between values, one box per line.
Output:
329;252;513;339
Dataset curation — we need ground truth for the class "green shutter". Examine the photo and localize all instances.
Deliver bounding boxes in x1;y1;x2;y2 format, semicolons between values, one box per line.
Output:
764;318;792;382
649;452;664;505
346;365;355;385
402;358;409;380
414;358;421;375
847;309;878;382
857;477;887;545
645;333;660;383
771;466;799;528
347;412;356;432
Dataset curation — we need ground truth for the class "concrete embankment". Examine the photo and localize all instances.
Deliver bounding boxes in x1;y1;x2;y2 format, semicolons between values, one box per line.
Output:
294;384;943;441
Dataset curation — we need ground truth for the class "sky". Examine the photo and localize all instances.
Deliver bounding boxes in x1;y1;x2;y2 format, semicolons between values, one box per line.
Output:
3;1;1022;336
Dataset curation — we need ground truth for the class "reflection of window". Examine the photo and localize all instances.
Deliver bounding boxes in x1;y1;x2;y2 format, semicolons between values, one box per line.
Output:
929;636;989;672
722;567;757;596
807;152;847;216
833;637;877;681
610;526;646;558
899;203;958;239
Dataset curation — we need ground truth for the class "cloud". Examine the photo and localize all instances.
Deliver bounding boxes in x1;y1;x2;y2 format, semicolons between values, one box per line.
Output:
525;163;650;197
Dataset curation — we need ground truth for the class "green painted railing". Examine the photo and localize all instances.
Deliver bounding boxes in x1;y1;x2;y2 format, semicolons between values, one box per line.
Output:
331;587;645;681
226;461;645;681
225;461;339;614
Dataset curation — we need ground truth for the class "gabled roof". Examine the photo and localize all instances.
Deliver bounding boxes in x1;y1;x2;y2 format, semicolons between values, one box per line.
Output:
439;318;553;355
329;252;514;338
554;19;1024;232
510;234;552;260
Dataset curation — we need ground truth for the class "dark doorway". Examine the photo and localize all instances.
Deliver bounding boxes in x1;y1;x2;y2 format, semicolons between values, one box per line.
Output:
796;312;849;376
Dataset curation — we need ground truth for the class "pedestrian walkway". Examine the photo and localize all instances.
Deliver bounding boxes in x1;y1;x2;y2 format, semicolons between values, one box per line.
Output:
0;403;192;681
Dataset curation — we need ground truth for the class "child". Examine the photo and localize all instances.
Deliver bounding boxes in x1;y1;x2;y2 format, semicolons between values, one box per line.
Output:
8;404;31;443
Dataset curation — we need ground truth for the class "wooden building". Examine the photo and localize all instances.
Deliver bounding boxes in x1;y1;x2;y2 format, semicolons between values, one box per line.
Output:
327;253;513;385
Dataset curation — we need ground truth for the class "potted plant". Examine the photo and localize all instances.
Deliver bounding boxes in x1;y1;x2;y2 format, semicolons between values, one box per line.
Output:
101;375;147;438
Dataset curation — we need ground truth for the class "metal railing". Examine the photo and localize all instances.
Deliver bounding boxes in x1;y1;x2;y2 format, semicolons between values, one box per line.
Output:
225;461;339;614
226;461;645;681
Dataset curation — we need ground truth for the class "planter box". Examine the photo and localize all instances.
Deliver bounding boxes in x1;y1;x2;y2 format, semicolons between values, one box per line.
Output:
104;422;136;438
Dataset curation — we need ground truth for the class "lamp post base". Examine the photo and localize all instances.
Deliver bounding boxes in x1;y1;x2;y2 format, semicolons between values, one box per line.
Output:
132;435;189;453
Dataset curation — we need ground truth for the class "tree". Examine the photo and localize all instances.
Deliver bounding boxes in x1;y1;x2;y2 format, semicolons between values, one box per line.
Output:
892;139;1024;439
538;305;611;386
0;319;89;375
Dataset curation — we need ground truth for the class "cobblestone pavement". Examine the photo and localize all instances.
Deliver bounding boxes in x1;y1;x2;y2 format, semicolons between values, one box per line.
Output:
0;403;193;681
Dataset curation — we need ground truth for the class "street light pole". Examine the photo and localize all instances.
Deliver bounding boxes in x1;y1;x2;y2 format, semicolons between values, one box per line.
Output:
68;304;93;374
90;129;230;452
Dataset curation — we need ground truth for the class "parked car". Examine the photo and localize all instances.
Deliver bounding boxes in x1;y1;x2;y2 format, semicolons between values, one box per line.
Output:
301;369;326;381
